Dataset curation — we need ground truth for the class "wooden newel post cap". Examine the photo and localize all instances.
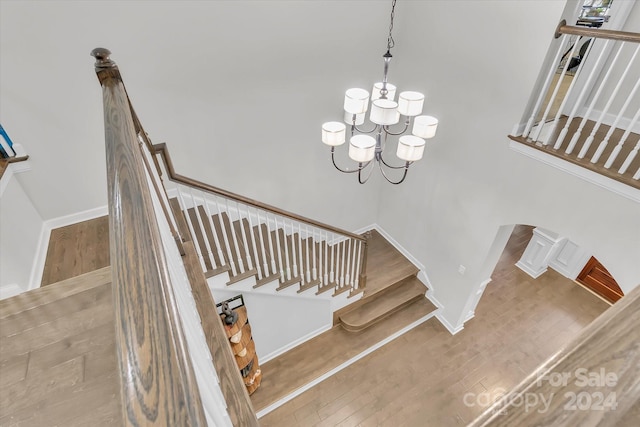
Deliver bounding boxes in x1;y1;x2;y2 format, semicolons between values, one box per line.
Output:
91;48;117;70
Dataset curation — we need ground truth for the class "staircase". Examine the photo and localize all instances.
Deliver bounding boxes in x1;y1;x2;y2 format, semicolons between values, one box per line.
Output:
0;267;120;427
168;181;436;330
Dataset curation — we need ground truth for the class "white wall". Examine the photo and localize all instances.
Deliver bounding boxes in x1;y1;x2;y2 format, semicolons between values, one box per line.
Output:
0;173;44;297
210;288;332;363
0;1;381;232
376;1;640;329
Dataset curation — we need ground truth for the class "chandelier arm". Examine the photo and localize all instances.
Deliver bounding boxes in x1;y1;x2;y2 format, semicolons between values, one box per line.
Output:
382;121;410;136
380;152;413;170
353;123;378;134
331;147;371;175
358;160;376;184
378;160;410;185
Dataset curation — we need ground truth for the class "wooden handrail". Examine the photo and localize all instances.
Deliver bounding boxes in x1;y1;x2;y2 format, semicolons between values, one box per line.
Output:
152;142;367;242
556;20;640;43
92;48;207;426
470;283;640;426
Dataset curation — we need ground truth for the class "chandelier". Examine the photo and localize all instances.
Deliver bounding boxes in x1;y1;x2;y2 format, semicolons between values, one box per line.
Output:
321;0;438;184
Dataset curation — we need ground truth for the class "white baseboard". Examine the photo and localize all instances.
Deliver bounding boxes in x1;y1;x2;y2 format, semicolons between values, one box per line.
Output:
515;260;547;279
44;205;108;230
436;312;464;335
28;205;109;290
260;324;332;364
0;283;25;300
28;222;49;290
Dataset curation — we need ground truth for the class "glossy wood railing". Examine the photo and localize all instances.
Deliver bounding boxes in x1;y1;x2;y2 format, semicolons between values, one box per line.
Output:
93;47;226;426
470;283;640;426
512;21;640;190
152;142;369;295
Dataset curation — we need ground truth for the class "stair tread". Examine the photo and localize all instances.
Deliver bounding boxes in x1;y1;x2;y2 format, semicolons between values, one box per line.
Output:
339;276;428;331
363;230;420;296
0;267;112;320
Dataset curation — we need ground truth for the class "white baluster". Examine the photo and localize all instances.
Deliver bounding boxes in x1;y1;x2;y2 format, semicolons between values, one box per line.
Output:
330;235;335;284
298;223;305;284
264;212;278;276
311;227;317;281
340;240;346;287
531;38;581;144
324;232;329;286
553;39;609;150
523;34;571;139
566;42;624;154
290;221;298;279
176;186;207;272
620;138;640;174
344;239;351;287
211;196;236;276
354;241;363;290
246;207;262;279
281;219;291;281
255;209;270;278
189;188;216;270
607;108;640;169
633;167;640;180
591;75;640;164
224;199;245;273
273;216;285;282
201;191;226;269
235;201;253;271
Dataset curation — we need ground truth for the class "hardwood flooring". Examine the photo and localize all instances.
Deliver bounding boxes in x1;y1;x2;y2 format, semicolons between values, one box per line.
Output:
0;267;120;426
40;216;110;286
259;225;610;426
3;219;610;426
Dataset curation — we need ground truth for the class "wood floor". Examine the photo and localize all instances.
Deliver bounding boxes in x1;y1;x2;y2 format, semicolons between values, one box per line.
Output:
40;216;109;286
259;225;610;426
1;221;610;426
0;267;120;426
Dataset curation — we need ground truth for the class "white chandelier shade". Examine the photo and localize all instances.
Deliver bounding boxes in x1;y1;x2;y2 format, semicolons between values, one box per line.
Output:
412;115;439;139
349;135;376;162
344;88;370;114
397;135;426;161
321;121;346;146
370;99;400;125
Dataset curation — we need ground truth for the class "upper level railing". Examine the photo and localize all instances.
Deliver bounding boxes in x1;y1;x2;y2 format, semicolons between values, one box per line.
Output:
92;48;258;426
510;22;640;191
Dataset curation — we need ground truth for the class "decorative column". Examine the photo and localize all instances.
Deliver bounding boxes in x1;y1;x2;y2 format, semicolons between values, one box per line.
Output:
516;228;563;278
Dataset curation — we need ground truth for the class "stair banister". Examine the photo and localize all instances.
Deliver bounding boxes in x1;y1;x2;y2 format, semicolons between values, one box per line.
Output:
91;48;207;426
470;283;640;426
555;20;640;43
151;142;369;291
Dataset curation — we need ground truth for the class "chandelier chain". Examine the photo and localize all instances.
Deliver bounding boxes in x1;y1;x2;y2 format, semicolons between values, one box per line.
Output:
387;0;397;52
